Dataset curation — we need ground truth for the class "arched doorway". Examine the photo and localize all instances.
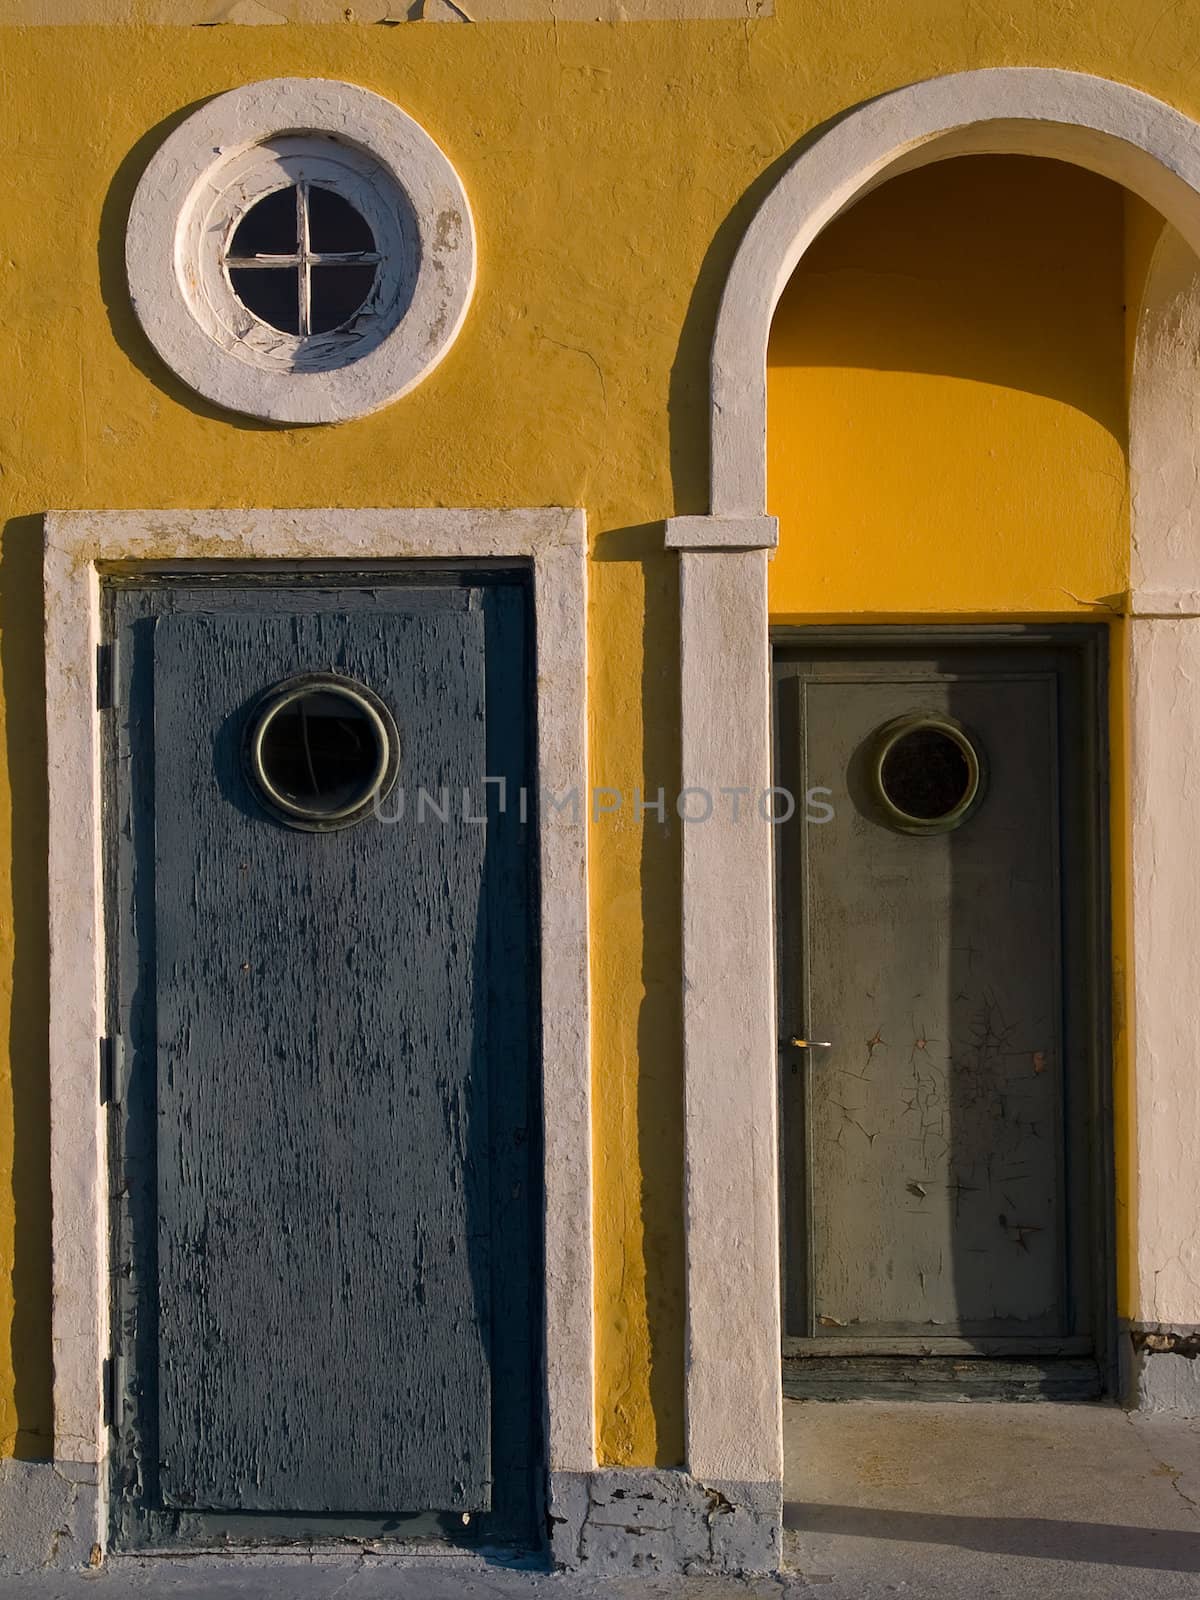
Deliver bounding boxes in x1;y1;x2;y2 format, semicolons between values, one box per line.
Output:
665;67;1200;1545
768;152;1126;1397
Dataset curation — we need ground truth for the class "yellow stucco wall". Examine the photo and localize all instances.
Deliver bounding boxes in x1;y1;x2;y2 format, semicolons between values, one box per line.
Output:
0;13;1185;1464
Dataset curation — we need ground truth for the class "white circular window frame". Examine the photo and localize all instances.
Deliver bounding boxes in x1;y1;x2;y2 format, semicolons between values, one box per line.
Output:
190;137;419;373
126;78;476;424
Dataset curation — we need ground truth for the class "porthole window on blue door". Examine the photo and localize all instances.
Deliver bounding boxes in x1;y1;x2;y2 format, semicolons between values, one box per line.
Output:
244;674;399;831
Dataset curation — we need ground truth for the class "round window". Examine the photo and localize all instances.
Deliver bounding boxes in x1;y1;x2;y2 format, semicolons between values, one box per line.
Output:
225;181;382;338
244;674;399;831
125;79;477;423
179;134;422;381
870;715;984;835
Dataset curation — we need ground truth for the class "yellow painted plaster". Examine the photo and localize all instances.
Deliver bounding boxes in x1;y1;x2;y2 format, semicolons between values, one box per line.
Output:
767;158;1128;620
0;10;1194;1463
0;0;772;22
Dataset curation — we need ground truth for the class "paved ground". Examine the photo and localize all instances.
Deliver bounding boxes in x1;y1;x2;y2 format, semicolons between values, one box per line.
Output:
784;1398;1200;1598
7;1399;1200;1598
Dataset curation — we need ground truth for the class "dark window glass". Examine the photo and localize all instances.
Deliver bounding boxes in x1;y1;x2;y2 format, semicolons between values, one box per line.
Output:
880;726;973;821
228;268;300;335
229;186;298;258
257;689;384;817
308;184;376;254
309;264;378;334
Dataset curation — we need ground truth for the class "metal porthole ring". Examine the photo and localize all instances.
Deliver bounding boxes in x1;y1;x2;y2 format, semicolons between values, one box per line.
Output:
243;672;400;832
869;712;987;837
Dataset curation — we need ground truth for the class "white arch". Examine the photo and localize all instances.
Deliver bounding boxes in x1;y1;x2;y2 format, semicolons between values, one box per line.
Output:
709;68;1200;517
665;69;1200;1544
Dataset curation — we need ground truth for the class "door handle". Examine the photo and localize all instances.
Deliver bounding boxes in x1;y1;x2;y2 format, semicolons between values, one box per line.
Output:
785;1037;832;1050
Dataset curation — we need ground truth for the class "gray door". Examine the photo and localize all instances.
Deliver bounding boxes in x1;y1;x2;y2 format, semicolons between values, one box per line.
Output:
774;633;1110;1399
106;574;539;1548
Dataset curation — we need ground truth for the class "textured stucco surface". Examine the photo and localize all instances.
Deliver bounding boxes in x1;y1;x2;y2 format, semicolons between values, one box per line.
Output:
549;1469;781;1573
3;7;1200;1476
1129;1352;1200;1419
0;1459;97;1575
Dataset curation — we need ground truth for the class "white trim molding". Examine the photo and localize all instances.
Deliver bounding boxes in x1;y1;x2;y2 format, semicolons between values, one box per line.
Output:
44;508;593;1556
1128;589;1200;617
667;67;1200;1525
1128;223;1200;1355
677;548;781;1487
126;80;476;423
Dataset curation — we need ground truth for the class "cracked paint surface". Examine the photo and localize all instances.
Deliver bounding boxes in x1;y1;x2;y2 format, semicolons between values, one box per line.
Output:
780;662;1084;1347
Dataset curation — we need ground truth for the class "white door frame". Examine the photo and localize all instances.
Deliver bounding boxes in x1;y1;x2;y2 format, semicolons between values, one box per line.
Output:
44;508;594;1552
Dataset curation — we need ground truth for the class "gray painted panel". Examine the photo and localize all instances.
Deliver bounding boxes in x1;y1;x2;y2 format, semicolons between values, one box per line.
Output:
775;646;1098;1362
151;608;491;1515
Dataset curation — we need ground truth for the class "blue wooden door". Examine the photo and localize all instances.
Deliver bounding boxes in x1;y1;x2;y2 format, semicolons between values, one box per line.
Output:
106;577;539;1548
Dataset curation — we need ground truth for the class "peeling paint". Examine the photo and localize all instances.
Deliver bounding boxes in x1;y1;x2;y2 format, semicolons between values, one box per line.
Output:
3;0;772;18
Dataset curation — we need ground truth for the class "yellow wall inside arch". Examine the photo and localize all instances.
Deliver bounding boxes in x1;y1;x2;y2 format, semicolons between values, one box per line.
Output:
767;156;1129;620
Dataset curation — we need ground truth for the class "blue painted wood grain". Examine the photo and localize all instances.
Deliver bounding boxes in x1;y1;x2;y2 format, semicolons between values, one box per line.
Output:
150;607;492;1515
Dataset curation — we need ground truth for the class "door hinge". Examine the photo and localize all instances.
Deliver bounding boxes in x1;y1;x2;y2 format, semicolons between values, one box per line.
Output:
99;1036;123;1106
96;640;118;711
103;1354;124;1431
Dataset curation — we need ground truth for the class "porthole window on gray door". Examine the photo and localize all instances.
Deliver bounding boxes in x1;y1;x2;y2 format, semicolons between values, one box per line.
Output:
870;713;985;835
245;674;399;831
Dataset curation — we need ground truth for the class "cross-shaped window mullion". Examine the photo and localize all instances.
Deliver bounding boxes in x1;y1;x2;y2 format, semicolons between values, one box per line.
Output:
306;252;384;265
224;181;384;338
296;180;312;339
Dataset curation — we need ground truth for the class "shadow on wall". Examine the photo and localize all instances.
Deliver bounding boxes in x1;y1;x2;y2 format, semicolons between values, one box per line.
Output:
98;97;291;434
0;515;52;1458
667;121;830;513
767;155;1129;438
668;141;1130;522
591;522;684;1467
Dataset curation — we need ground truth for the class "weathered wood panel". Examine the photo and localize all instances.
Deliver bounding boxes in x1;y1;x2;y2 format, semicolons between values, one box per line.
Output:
151;606;491;1515
775;643;1099;1373
781;1356;1100;1402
